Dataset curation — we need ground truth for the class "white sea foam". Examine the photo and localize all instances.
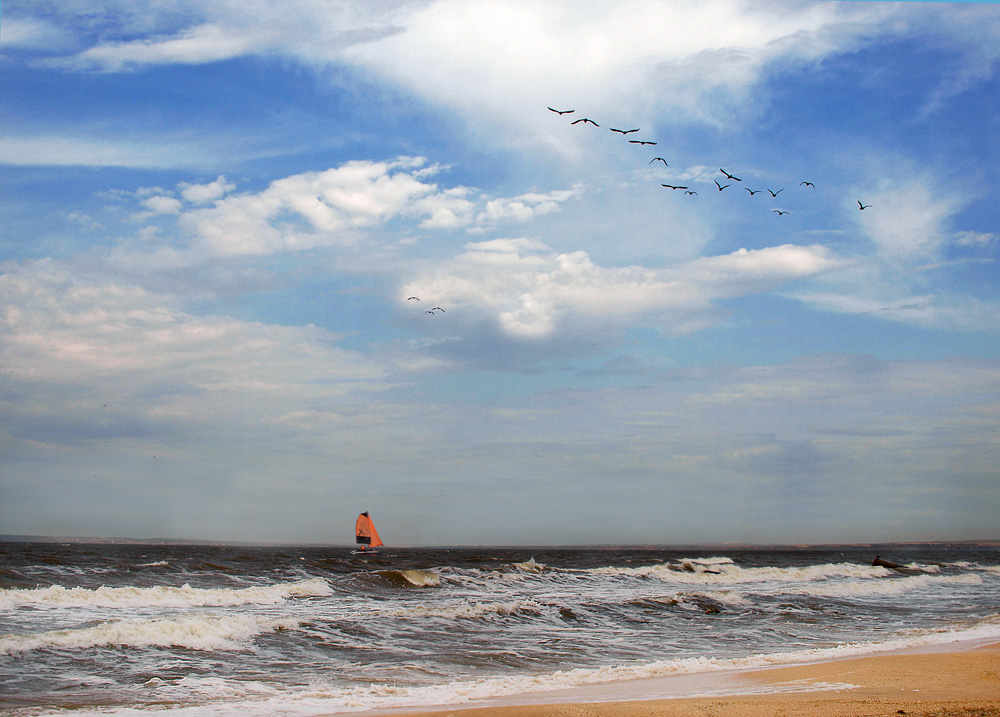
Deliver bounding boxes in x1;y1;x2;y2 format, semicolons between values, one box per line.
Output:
0;614;302;655
0;577;331;610
30;620;1000;717
592;560;906;586
775;572;983;598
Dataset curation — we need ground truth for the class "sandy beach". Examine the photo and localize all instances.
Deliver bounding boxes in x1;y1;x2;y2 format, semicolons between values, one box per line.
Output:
390;643;1000;717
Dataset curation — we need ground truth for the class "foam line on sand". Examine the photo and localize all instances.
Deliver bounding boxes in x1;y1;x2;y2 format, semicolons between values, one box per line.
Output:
377;643;1000;717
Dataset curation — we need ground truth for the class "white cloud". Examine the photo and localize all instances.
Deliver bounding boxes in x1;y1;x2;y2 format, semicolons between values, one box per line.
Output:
955;231;997;247
0;260;392;447
141;195;183;215
0;17;75;50
334;0;897;148
0;135;225;169
25;1;894;139
404;239;841;338
176;158;474;256
855;179;962;262
179;176;236;204
52;23;269;72
473;185;581;230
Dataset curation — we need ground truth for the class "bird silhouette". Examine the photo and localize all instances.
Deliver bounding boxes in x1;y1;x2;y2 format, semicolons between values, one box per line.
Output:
720;169;742;182
649;157;668;166
767;188;783;197
745;188;761;195
571;118;599;126
715;181;730;191
629;140;656;145
800;181;815;188
431;307;445;312
661;184;687;190
425;310;435;314
773;210;789;215
548;107;574;115
684;190;698;195
858;200;871;210
407;296;420;301
611;127;640;134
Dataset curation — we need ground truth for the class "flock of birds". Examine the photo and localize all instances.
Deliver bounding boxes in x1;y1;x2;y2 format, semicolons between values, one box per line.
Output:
406;107;872;317
547;106;872;214
407;296;445;314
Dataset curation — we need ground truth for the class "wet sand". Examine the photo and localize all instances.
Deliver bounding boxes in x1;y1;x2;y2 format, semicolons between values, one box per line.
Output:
385;643;1000;717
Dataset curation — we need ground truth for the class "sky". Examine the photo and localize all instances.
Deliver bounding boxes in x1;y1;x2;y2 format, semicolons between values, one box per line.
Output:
1;0;999;546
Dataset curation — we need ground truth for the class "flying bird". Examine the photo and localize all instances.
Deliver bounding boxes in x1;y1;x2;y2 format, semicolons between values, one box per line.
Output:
629;140;657;145
715;181;730;191
407;296;420;301
611;127;640;134
649;157;668;166
425;310;435;314
720;169;742;182
548;107;574;115
800;181;815;188
661;184;687;190
684;190;698;195
745;188;761;195
431;307;445;312
773;210;789;215
767;188;783;197
571;118;599;126
858;200;871;210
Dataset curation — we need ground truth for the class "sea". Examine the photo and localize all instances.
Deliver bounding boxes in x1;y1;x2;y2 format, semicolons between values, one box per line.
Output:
2;542;999;716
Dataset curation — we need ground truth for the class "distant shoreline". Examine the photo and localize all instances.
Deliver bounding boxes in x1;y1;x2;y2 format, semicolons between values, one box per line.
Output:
2;535;998;548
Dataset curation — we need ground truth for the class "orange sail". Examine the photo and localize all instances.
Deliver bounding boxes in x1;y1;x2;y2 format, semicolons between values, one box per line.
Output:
355;511;384;548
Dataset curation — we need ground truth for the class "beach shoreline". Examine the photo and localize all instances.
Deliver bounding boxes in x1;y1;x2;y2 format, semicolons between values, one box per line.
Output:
374;642;1000;717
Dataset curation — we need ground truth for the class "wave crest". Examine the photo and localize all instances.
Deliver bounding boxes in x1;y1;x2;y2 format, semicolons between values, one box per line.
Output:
0;614;301;655
0;577;331;610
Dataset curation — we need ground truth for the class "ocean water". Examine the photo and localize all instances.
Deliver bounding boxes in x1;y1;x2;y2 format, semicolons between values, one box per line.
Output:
1;542;998;716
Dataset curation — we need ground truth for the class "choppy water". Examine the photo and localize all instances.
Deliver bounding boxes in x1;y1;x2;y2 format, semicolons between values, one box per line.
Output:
2;542;998;716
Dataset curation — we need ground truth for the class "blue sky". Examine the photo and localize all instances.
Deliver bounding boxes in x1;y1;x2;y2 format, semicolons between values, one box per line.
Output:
1;0;999;545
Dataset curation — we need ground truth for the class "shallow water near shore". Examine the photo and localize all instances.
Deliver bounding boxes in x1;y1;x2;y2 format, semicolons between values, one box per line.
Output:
1;542;998;716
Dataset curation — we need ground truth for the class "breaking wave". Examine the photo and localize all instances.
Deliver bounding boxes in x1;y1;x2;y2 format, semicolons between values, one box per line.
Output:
592;560;908;585
0;614;302;655
375;569;441;588
0;577;331;610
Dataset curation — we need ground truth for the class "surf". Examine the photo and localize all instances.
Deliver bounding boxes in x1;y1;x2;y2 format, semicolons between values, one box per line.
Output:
0;577;331;610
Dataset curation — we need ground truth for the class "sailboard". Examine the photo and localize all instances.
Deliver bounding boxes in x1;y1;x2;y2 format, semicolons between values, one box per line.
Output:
352;511;383;555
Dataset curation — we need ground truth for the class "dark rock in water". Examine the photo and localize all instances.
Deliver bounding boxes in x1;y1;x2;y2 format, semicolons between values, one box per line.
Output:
872;555;906;570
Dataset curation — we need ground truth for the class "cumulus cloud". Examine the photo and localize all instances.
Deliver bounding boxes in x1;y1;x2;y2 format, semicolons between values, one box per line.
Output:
173;157;474;257
140;195;184;216
403;238;841;338
473;185;581;231
179;176;236;205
